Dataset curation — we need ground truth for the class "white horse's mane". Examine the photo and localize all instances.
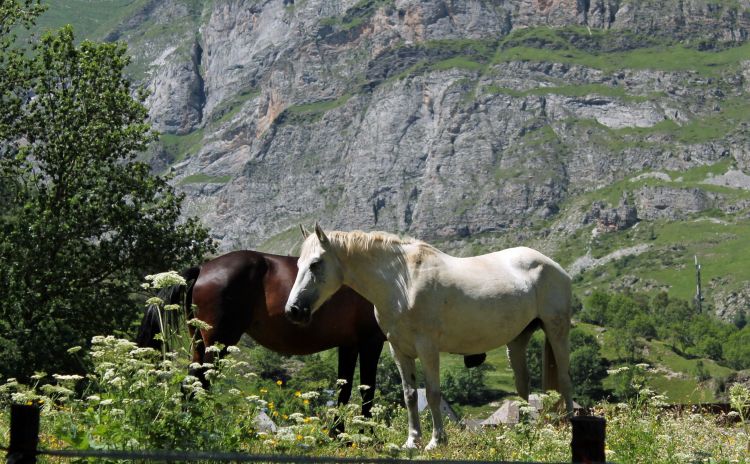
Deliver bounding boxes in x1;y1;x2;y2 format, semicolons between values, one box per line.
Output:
325;230;429;256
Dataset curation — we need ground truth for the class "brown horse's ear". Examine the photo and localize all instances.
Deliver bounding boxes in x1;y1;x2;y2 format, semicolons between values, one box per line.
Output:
299;224;310;239
314;222;329;245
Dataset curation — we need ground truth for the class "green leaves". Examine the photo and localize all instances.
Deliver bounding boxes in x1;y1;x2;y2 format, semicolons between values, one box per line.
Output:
0;7;215;380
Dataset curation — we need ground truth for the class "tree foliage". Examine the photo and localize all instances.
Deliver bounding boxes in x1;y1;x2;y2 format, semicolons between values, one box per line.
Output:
579;288;747;370
441;363;494;405
0;10;215;380
524;327;608;406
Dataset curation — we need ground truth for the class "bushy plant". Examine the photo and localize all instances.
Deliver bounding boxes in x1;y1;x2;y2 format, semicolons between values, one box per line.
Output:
441;363;494;405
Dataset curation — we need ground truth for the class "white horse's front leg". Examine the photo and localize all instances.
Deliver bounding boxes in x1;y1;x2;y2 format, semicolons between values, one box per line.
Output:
416;339;446;450
390;344;421;449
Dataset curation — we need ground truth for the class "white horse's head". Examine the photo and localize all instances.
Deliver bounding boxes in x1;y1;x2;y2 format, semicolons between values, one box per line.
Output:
285;223;344;325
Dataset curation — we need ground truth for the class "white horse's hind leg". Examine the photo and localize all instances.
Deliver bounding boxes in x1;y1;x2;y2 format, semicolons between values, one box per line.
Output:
541;338;558;392
507;327;535;400
390;344;421;448
544;326;574;414
415;340;445;450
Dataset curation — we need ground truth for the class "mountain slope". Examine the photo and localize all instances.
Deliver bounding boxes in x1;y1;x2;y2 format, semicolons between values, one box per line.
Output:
28;0;750;318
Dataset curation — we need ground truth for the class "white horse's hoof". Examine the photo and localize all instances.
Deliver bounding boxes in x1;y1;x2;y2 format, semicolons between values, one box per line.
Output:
402;438;419;449
425;435;446;450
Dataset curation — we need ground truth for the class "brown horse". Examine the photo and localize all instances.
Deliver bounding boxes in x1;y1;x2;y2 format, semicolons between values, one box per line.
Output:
136;250;387;417
136;250;487;418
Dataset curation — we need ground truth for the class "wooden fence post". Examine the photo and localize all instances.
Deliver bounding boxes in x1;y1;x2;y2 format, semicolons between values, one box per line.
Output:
571;415;606;463
6;404;40;464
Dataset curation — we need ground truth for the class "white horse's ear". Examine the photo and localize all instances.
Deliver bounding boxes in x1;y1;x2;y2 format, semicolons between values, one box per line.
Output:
314;222;329;245
299;224;310;239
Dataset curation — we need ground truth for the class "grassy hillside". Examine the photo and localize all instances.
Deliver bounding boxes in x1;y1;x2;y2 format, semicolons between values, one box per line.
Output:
553;159;750;305
17;0;146;41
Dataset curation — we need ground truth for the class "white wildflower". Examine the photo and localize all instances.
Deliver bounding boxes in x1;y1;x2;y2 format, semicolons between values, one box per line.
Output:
607;366;630;375
99;399;114;406
187;318;213;331
52;374;83;382
129;381;146;393
336;379;348;386
164;304;180;311
145;297;164;306
226;345;240;354
66;346;82;354
86;395;101;402
300;391;320;400
129;347;157;358
205;345;221;354
358;384;371;391
144;271;186;289
11;392;34;403
228;388;241;396
115;339;136;349
109;376;125;388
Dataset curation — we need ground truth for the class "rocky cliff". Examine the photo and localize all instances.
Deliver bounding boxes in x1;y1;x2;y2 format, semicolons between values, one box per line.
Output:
42;0;750;316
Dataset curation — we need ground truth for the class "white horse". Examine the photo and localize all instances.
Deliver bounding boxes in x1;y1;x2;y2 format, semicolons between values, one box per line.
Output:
285;225;574;450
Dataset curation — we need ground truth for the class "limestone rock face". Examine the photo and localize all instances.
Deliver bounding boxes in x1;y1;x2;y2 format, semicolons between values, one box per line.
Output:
102;0;750;258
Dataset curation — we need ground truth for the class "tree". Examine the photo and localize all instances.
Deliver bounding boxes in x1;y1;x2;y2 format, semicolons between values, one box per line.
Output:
0;18;215;379
733;310;747;330
568;329;607;406
724;326;750;370
525;332;545;390
375;351;405;408
570;344;607;406
579;290;610;325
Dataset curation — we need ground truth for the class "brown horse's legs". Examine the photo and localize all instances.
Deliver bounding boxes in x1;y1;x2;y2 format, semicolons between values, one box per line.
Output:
336;345;358;405
358;338;384;418
332;346;358;435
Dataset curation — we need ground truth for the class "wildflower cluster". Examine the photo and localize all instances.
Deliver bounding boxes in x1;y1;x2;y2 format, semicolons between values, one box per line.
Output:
2;275;750;461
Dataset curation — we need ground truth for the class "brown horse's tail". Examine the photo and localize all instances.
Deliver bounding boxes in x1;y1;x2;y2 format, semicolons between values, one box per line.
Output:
135;266;201;349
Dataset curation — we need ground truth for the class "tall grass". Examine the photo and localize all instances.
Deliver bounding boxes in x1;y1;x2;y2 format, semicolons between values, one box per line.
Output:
1;275;749;461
